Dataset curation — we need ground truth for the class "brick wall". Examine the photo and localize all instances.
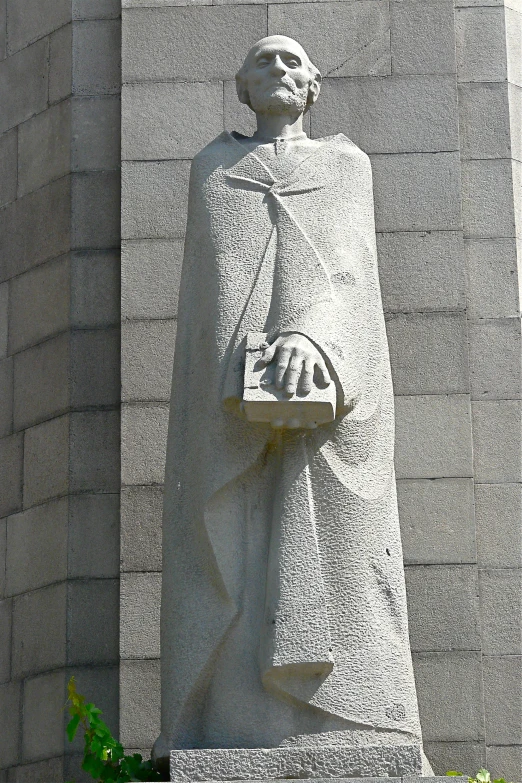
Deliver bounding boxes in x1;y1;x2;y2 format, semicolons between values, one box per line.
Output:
0;1;122;779
121;2;521;781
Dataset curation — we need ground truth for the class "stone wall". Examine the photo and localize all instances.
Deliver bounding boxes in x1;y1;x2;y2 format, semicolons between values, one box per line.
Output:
121;1;521;781
0;0;521;780
0;1;121;779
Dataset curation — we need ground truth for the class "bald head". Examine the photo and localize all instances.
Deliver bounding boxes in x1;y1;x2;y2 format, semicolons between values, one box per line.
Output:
236;36;321;115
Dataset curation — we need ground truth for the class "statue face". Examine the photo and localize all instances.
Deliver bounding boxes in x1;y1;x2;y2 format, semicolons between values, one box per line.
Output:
242;37;312;116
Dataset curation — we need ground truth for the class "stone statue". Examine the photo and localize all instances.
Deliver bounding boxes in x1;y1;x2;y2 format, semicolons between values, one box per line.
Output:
154;35;431;779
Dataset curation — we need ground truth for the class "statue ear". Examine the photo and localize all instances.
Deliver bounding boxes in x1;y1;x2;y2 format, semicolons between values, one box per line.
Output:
235;75;253;110
306;70;321;111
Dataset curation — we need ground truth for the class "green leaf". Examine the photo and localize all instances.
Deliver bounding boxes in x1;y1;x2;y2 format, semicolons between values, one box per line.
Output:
476;769;491;783
447;773;464;777
66;714;81;743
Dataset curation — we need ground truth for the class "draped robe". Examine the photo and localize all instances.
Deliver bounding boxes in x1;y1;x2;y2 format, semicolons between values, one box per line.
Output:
155;131;424;756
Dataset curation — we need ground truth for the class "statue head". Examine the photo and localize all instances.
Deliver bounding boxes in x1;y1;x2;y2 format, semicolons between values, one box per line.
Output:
236;36;321;117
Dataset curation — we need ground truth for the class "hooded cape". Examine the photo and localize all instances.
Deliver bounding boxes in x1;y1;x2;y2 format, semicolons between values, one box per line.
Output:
158;131;422;750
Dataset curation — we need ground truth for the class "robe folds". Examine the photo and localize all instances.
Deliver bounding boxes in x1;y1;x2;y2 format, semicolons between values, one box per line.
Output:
157;131;423;754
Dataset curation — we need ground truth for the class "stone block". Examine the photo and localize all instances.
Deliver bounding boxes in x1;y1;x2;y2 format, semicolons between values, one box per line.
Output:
0;0;5;59
122;82;222;160
70;327;120;408
170;746;423;781
23;415;68;508
371;153;461;233
0;681;21;768
483;655;522;744
73;19;121;95
486;746;522;783
398;478;475;565
73;0;121;19
49;23;72;104
0;433;23;517
0;129;17;207
17;100;71;197
7;758;64;783
72;95;121;171
71;171;120;249
120;572;161;659
6;497;68;596
469;318;521;400
413;652;483;741
121;240;182;320
0;519;5;598
472;400;522;483
122;5;266;82
505;6;522;88
121;485;163;572
458;83;511;160
6;0;70;54
120;659;160;748
68;493;119;578
12;582;67;678
122;319;176;403
69;410;120;493
424;742;485;778
13;332;69;430
455;0;520;7
475;483;522;568
479;569;522;654
405;565;480;652
22;670;66;762
67;579;119;665
0;357;13;437
0;598;11;682
466;238;519;318
121;161;190;240
8;254;70;353
390;0;456;76
395;395;473;479
0;176;71;283
386;312;469;396
123;0;210;5
455;6;507;83
509;81;522;164
461;159;517;239
0;282;7;358
121;404;169;485
70;250;120;328
313;75;458;155
267;1;391;78
0;39;48;133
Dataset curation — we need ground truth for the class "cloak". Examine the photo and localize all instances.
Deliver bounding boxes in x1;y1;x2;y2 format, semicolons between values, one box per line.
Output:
157;132;423;751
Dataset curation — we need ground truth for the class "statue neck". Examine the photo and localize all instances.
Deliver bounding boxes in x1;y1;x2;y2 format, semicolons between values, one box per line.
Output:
253;112;306;141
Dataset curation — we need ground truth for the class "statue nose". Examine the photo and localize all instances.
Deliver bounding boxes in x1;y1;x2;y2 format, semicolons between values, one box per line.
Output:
270;57;286;75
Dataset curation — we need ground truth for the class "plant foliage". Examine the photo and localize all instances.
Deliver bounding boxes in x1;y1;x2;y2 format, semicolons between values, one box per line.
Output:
447;769;513;783
66;677;163;783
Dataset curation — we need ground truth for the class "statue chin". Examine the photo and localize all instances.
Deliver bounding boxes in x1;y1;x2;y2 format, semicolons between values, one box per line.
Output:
250;91;307;117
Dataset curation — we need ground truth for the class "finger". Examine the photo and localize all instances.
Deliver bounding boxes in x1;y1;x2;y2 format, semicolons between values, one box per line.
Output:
258;338;279;365
315;355;331;387
299;359;314;395
275;347;292;389
284;353;304;395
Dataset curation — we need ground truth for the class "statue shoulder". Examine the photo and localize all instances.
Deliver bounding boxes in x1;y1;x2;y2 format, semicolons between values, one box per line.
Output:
191;132;236;171
331;134;371;169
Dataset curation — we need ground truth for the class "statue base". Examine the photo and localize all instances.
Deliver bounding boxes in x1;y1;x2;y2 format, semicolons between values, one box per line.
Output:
169;744;430;782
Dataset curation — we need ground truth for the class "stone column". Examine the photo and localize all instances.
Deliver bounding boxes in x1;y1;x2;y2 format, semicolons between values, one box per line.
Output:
0;2;121;779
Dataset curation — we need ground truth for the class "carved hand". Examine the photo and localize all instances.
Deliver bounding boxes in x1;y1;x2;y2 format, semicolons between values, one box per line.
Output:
259;332;331;396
